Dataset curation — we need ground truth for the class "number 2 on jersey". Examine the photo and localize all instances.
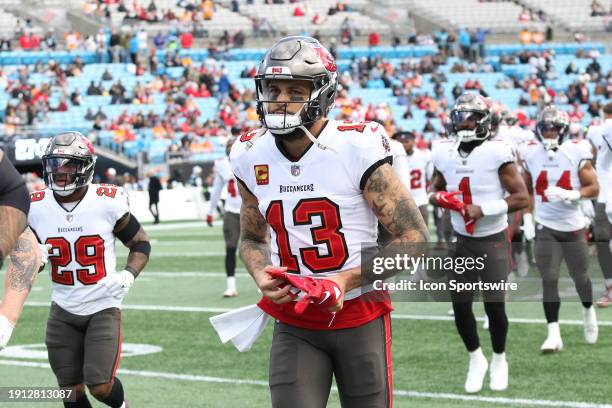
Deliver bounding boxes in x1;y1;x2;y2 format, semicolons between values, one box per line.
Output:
266;198;348;273
410;169;423;189
535;170;571;202
46;235;106;285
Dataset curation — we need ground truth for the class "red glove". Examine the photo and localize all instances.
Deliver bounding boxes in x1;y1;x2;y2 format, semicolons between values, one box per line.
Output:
206;214;214;227
435;192;476;234
464;218;475;235
434;191;466;213
268;270;343;315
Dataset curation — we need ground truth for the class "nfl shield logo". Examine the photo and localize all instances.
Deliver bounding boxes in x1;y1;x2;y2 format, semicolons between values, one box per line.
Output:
66;214;74;223
291;165;301;176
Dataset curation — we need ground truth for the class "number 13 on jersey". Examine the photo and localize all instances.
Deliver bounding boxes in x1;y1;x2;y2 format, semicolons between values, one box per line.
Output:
266;198;349;273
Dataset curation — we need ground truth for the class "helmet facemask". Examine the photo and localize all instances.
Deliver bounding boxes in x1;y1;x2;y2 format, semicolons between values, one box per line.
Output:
256;76;332;136
43;156;95;196
536;121;567;152
450;109;491;145
254;36;338;137
535;107;569;155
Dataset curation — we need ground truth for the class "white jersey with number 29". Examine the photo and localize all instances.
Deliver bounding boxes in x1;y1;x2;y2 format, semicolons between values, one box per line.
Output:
28;184;129;315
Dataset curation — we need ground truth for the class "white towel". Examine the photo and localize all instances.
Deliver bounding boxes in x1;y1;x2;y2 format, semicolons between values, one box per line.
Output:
209;304;270;352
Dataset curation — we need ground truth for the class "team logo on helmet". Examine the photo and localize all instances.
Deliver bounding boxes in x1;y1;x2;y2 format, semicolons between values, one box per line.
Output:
311;43;337;73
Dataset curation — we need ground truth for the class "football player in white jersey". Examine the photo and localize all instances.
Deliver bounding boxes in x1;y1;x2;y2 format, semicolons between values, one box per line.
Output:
497;111;536;277
378;131;412;246
393;131;432;227
498;110;534;152
231;36;428;408
520;107;599;353
29;132;150;408
207;138;243;297
430;93;529;393
586;102;612;307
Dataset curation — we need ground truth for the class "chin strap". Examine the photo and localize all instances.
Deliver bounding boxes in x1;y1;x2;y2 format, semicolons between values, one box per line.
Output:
298;125;338;154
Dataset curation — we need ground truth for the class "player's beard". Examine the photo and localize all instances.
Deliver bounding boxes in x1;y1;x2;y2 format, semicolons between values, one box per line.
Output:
459;139;485;153
270;127;304;142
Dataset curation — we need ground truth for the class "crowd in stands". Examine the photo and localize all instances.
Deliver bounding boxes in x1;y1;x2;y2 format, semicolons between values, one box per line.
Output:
1;35;610;159
0;0;610;161
83;0;217;25
590;0;611;17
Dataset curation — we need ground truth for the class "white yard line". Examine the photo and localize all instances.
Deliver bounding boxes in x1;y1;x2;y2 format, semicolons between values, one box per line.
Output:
22;302;612;326
149;240;226;246
0;360;610;408
116;252;227;257
145;222;210;231
141;271;249;278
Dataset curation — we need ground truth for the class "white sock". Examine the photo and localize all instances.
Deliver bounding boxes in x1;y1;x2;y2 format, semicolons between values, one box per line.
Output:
469;347;485;361
605;278;612;288
547;322;560;337
227;276;236;292
492;352;506;364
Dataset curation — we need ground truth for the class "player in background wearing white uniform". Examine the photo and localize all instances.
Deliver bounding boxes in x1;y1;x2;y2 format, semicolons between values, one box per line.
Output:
393;131;432;227
586;102;612;307
497;110;536;277
388;134;412;190
231;36;428;407
0;149;47;351
377;132;412;246
602;120;612;222
430;122;454;246
207;138;242;297
430;93;529;393
29;132;150;408
520;107;599;353
498;110;534;152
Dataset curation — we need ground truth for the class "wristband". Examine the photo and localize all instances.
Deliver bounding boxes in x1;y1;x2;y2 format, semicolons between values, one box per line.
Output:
480;199;508;216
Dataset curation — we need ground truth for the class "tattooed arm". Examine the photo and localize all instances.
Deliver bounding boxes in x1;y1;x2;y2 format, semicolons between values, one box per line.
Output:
0;228;41;325
0;207;28;269
0;150;30;268
237;181;293;304
329;163;429;302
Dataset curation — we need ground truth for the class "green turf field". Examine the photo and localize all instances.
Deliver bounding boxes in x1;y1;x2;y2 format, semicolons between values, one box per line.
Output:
1;221;611;408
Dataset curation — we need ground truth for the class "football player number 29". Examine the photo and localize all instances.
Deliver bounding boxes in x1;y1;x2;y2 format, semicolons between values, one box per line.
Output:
266;198;348;273
46;235;106;285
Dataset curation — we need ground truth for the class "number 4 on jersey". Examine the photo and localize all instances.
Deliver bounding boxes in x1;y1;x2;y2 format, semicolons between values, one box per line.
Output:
535;170;571;202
